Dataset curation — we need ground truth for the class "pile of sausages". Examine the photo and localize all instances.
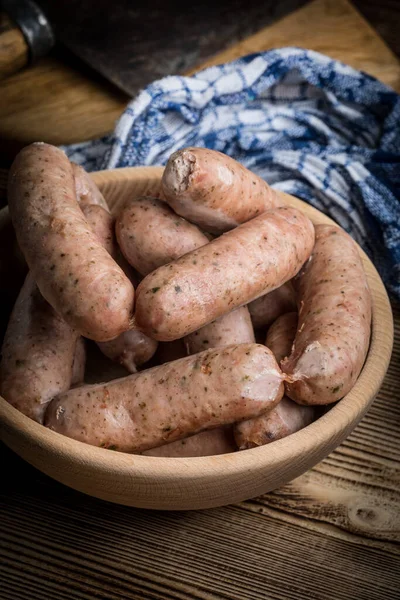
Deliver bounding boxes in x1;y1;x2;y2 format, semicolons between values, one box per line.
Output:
0;143;372;457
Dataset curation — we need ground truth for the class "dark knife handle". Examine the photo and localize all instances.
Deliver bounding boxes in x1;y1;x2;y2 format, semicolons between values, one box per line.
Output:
0;0;54;80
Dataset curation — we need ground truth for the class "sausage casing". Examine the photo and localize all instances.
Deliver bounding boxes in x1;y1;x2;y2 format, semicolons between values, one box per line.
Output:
98;330;158;374
162;147;281;233
0;273;78;423
117;195;254;353
234;397;315;449
282;224;372;405
81;200;157;372
116;197;208;276
143;428;235;457
135;206;315;341
265;312;298;364
45;344;284;452
8;143;134;342
184;306;255;354
248;282;296;330
80;204;117;257
72;163;109;211
234;312;314;449
71;337;86;386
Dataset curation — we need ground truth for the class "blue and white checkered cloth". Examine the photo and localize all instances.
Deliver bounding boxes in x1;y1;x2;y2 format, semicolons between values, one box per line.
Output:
65;48;400;298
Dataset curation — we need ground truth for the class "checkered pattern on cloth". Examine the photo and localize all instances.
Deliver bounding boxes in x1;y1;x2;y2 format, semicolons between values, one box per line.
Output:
64;48;400;297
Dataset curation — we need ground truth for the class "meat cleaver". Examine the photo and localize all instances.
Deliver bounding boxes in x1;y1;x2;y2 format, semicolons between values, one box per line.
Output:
0;0;307;96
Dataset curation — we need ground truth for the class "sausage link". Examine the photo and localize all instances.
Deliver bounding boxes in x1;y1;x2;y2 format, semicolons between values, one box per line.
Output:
175;307;254;455
234;397;315;449
162;147;281;233
8;143;134;342
184;307;254;354
143;428;235;457
0;273;78;423
248;282;296;329
81;199;157;373
116;197;208;275
234;312;314;449
117;195;254;351
45;344;284;453
77;172;134;276
159;280;255;458
71;337;86;386
72;163;109;211
80;204;117;257
265;312;298;364
135;206;315;341
282;224;372;405
98;330;158;374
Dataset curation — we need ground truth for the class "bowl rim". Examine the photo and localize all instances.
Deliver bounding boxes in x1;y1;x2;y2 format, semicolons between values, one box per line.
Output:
0;166;394;483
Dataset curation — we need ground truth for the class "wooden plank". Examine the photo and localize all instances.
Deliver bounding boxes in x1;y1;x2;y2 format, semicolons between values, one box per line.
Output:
0;56;128;154
0;0;399;163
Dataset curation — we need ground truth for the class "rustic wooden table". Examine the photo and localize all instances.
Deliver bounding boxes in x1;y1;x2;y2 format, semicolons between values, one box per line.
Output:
1;1;399;598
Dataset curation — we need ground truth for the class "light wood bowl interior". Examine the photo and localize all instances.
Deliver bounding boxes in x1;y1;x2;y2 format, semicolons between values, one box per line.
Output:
0;166;393;510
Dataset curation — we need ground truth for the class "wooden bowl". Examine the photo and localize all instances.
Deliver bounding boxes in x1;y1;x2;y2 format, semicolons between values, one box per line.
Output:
0;167;393;510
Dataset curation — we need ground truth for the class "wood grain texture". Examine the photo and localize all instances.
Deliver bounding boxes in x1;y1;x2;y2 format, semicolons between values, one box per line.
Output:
0;167;393;511
0;54;127;153
0;0;399;164
0;302;399;598
0;14;28;80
